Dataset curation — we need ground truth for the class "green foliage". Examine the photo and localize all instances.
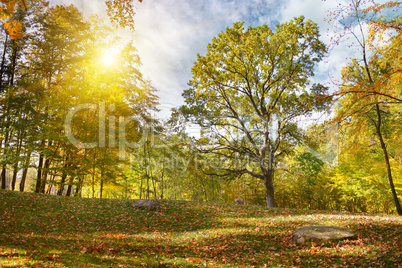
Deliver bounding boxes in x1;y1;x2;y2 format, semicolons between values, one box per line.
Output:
0;0;400;216
0;2;159;198
181;16;329;207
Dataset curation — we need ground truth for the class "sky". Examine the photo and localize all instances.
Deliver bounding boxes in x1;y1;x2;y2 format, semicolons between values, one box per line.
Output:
48;0;383;118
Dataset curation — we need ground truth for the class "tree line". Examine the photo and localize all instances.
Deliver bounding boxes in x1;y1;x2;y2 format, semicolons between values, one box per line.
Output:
0;0;401;215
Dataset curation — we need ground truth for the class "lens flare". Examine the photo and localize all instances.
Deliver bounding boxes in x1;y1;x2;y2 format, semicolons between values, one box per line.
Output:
102;52;115;65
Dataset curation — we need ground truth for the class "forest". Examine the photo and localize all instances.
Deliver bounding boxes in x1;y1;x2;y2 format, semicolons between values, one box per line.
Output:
0;0;401;216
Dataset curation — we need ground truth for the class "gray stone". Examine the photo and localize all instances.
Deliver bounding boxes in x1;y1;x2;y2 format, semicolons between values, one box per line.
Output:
293;226;357;246
133;199;160;209
235;199;244;205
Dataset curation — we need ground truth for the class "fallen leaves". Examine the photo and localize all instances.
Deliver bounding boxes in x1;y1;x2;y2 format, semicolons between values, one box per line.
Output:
0;190;401;267
0;249;19;258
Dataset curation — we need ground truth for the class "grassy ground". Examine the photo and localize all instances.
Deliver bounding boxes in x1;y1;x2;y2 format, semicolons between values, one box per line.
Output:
0;190;401;267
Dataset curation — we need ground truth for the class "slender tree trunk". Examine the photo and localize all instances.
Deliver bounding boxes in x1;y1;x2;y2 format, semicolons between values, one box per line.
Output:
145;149;150;199
46;175;56;195
160;164;164;199
146;173;149;199
66;177;74;197
11;163;18;190
39;157;51;193
57;173;67;195
0;33;8;91
19;151;32;192
125;177;128;199
151;168;157;199
35;149;44;193
8;39;17;86
1;165;7;189
100;168;104;199
11;134;24;191
57;155;69;195
75;176;83;197
139;175;143;199
1;118;11;190
375;104;402;215
360;32;402;215
92;152;96;198
46;184;52;194
92;166;95;198
40;140;57;193
66;185;72;196
19;167;28;192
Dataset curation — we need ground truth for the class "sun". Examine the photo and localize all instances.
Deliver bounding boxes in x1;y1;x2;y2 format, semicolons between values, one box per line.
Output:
101;46;121;66
102;52;115;65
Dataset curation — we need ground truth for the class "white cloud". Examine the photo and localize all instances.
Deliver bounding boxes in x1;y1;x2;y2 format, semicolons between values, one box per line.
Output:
48;0;373;117
128;0;285;117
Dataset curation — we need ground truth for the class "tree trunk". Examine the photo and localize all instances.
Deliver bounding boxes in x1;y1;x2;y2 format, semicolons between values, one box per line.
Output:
1;117;11;190
124;177;128;199
0;32;8;91
11;163;18;190
19;167;28;192
57;173;67;195
264;176;275;207
160;165;164;200
75;176;83;197
66;177;74;197
139;174;143;199
40;140;57;194
91;152;96;198
375;104;402;215
1;165;7;189
146;174;149;199
92;169;95;198
151;168;157;199
8;39;17;86
46;175;56;195
19;151;32;192
40;156;51;193
35;152;44;193
11;134;24;191
57;156;69;195
357;18;402;215
99;168;104;199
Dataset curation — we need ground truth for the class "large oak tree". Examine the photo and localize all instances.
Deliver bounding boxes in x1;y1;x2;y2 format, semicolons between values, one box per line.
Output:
181;17;330;207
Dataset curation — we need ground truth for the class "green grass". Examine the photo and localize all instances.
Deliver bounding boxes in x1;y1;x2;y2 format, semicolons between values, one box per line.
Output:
0;190;401;267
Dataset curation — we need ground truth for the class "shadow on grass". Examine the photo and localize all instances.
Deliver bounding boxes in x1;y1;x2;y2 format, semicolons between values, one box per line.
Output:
1;190;401;267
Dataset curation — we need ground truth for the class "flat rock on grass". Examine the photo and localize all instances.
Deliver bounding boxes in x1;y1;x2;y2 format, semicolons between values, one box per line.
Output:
293;226;357;246
133;199;160;210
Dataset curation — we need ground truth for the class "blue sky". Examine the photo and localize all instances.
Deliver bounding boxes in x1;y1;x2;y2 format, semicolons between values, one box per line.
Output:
49;0;390;118
129;0;340;113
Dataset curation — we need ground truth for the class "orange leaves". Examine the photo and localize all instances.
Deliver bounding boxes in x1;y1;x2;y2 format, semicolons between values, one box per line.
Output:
310;242;320;253
0;249;19;258
1;191;402;267
0;0;25;39
80;240;121;255
4;20;23;39
364;1;401;14
364;1;402;45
